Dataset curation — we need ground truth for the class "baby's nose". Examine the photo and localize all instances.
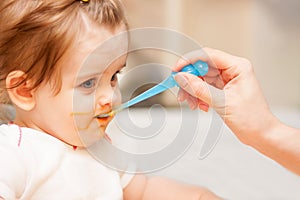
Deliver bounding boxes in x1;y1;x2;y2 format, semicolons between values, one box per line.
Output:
96;91;114;107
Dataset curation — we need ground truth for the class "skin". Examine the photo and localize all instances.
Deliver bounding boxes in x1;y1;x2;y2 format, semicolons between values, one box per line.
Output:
7;24;127;147
5;23;221;199
173;47;300;175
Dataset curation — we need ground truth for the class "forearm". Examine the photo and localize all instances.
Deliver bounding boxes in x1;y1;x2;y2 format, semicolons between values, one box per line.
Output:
124;175;221;200
142;177;221;200
247;118;300;175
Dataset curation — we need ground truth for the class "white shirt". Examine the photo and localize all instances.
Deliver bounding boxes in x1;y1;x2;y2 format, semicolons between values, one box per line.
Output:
0;124;132;200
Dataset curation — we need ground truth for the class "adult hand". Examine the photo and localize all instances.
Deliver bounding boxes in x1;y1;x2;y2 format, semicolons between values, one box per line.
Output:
173;47;277;144
173;47;300;175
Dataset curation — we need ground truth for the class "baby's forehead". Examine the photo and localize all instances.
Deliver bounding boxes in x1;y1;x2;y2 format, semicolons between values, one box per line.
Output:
59;30;128;81
82;33;127;58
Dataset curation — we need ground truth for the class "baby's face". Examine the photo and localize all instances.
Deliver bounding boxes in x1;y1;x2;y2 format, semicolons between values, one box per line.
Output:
32;25;128;147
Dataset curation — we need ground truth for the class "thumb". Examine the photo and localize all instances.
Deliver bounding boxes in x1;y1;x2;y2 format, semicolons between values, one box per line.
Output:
174;73;225;110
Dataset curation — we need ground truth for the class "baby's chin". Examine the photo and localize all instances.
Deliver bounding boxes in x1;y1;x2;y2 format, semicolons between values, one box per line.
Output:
73;124;108;148
73;134;104;148
68;113;116;147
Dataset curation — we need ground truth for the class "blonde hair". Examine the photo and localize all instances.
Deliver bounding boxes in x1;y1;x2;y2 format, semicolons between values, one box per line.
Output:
0;0;128;123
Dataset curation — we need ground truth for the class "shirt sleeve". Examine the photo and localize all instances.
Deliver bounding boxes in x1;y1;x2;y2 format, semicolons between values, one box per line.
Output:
0;183;15;200
119;164;136;189
0;136;26;199
120;172;134;189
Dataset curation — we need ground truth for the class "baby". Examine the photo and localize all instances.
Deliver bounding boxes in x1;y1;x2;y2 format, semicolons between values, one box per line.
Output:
0;0;220;199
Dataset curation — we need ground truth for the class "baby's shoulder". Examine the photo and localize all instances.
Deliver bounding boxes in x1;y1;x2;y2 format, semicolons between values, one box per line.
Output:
0;125;28;195
0;124;65;164
0;124;64;147
0;124;22;147
0;124;38;161
0;124;65;184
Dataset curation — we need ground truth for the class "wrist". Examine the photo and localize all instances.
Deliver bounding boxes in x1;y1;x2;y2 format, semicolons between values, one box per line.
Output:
243;115;300;174
232;109;280;148
246;115;282;152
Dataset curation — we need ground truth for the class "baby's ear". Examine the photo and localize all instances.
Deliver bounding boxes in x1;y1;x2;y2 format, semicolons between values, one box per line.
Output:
6;70;36;111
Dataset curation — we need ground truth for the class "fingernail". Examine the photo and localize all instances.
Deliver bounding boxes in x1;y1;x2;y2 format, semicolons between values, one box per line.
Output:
174;74;188;88
189;103;197;110
191;106;197;110
178;96;183;102
199;104;209;112
178;94;185;102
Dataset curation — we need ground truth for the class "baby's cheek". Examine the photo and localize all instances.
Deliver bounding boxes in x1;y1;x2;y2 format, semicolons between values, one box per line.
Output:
71;91;96;131
73;91;95;113
112;88;122;105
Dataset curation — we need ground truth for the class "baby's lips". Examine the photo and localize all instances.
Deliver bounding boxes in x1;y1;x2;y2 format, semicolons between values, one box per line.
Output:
96;113;113;124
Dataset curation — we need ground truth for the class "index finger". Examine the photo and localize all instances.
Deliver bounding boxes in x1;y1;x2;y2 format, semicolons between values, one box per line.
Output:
174;47;245;74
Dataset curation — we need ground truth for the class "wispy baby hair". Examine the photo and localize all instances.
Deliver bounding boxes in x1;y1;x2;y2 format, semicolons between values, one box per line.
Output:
0;0;128;123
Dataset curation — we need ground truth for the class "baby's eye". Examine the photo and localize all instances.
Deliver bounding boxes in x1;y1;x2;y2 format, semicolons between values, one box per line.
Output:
80;78;97;89
111;71;120;82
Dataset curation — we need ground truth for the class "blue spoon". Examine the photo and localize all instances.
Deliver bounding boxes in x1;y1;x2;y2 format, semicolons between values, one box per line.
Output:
95;60;208;118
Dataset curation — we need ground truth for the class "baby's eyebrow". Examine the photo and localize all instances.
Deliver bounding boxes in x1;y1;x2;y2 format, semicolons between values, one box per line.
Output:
77;71;102;80
76;62;126;80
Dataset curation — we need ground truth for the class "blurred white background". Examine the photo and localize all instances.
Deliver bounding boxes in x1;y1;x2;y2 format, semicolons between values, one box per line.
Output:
122;0;300;109
111;1;300;199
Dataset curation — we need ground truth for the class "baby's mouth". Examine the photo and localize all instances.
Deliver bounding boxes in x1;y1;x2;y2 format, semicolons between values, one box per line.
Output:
94;110;115;119
95;111;114;125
